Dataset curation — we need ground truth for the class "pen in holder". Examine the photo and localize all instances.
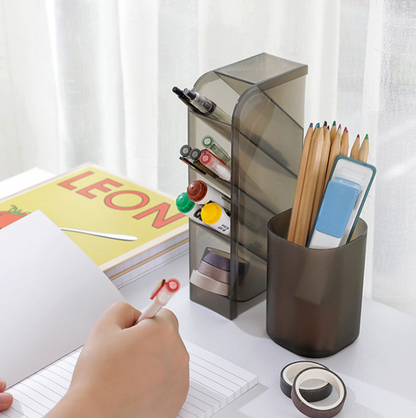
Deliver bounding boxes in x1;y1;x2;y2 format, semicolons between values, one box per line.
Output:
266;209;367;358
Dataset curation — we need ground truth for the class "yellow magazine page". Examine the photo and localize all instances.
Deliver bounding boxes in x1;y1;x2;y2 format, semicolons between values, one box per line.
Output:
0;164;188;271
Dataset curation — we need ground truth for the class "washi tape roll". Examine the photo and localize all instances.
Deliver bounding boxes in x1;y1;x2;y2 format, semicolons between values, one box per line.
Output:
197;259;230;284
291;367;347;418
190;269;230;296
280;361;332;403
202;247;231;271
201;247;250;276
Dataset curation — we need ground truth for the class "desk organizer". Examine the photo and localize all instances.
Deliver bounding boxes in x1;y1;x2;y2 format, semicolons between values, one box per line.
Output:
266;210;367;357
186;53;308;319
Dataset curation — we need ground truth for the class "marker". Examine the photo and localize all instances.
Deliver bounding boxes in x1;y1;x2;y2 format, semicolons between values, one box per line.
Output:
179;156;219;178
189;148;202;162
201;202;231;236
136;278;180;323
201;135;231;165
187;180;231;211
172;86;202;114
180;144;192;158
200;149;231;182
183;88;231;125
176;192;205;225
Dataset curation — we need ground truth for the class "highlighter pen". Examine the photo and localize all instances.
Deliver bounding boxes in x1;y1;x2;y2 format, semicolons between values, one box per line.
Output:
172;86;202;114
187;180;231;211
176;192;205;225
136;278;180;323
200;149;231;182
183;88;232;125
201;135;231;166
201;202;231;236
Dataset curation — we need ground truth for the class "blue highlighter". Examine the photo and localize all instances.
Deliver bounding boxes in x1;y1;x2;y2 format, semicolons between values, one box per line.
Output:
308;178;361;249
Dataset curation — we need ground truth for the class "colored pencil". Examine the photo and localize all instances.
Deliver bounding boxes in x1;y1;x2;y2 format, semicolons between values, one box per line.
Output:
292;126;324;247
340;127;349;156
359;134;369;163
287;122;314;242
329;121;337;145
350;134;361;160
324;128;341;188
310;124;331;234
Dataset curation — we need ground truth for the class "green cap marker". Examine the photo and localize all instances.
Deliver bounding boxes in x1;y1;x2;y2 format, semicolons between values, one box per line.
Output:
176;192;195;213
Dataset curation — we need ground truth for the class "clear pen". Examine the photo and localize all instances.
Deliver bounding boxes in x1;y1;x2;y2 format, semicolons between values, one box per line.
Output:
183;88;231;125
135;278;180;323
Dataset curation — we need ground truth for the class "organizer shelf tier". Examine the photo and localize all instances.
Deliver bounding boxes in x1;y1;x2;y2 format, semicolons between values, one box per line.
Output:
187;53;307;319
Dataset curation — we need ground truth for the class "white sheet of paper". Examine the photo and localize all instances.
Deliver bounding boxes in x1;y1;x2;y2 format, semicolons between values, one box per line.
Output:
2;341;258;418
0;210;125;388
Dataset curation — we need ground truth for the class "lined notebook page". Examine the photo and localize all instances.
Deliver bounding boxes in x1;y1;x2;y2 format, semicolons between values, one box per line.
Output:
2;341;257;418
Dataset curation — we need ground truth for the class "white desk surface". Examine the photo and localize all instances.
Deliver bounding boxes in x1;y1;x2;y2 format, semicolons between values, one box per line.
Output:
3;168;416;417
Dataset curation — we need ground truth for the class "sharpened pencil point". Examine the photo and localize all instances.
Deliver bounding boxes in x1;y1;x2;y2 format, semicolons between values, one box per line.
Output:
324;121;328;127
309;122;313;127
364;134;369;140
332;121;336;126
317;123;320;129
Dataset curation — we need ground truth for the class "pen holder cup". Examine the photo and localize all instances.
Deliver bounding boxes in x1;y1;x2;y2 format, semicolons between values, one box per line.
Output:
266;209;367;358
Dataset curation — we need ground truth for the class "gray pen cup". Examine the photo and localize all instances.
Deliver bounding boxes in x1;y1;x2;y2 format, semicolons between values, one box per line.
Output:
266;209;367;358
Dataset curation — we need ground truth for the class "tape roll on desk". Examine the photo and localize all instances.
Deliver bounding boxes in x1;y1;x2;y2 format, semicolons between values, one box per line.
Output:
291;367;347;418
280;361;333;403
190;269;230;296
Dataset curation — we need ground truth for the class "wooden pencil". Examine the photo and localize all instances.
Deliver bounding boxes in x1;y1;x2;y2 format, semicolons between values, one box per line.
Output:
329;121;337;144
292;126;324;247
324;129;341;188
287;122;314;242
359;134;369;162
350;134;361;160
340;127;349;156
310;124;331;235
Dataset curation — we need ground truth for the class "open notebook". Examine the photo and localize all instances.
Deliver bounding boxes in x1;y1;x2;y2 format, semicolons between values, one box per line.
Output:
0;211;257;417
2;341;257;418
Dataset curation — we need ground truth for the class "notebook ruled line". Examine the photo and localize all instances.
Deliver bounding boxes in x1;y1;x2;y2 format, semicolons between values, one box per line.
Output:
1;341;257;418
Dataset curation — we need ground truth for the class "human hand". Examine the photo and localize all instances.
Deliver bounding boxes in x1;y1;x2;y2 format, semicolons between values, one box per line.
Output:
0;378;13;411
46;301;189;418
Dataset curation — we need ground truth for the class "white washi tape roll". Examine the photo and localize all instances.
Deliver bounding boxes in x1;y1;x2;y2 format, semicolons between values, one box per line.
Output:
291;367;347;418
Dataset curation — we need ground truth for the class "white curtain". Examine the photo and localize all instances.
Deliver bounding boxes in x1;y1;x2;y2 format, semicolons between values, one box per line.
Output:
1;0;415;316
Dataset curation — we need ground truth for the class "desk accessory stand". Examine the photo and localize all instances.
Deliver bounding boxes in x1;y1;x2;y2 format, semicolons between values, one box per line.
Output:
186;53;308;319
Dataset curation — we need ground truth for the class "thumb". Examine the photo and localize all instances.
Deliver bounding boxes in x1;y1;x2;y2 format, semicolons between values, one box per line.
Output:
97;301;142;330
0;392;13;411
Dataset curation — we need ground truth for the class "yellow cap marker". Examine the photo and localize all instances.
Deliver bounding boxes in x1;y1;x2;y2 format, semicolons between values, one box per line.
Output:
200;202;231;236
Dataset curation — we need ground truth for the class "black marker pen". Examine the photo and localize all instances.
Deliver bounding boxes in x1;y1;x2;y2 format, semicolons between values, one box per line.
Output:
172;86;202;114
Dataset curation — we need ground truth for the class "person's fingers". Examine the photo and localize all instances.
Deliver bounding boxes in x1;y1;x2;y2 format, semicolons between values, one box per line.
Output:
0;392;13;411
97;301;142;330
0;378;6;392
155;308;179;331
